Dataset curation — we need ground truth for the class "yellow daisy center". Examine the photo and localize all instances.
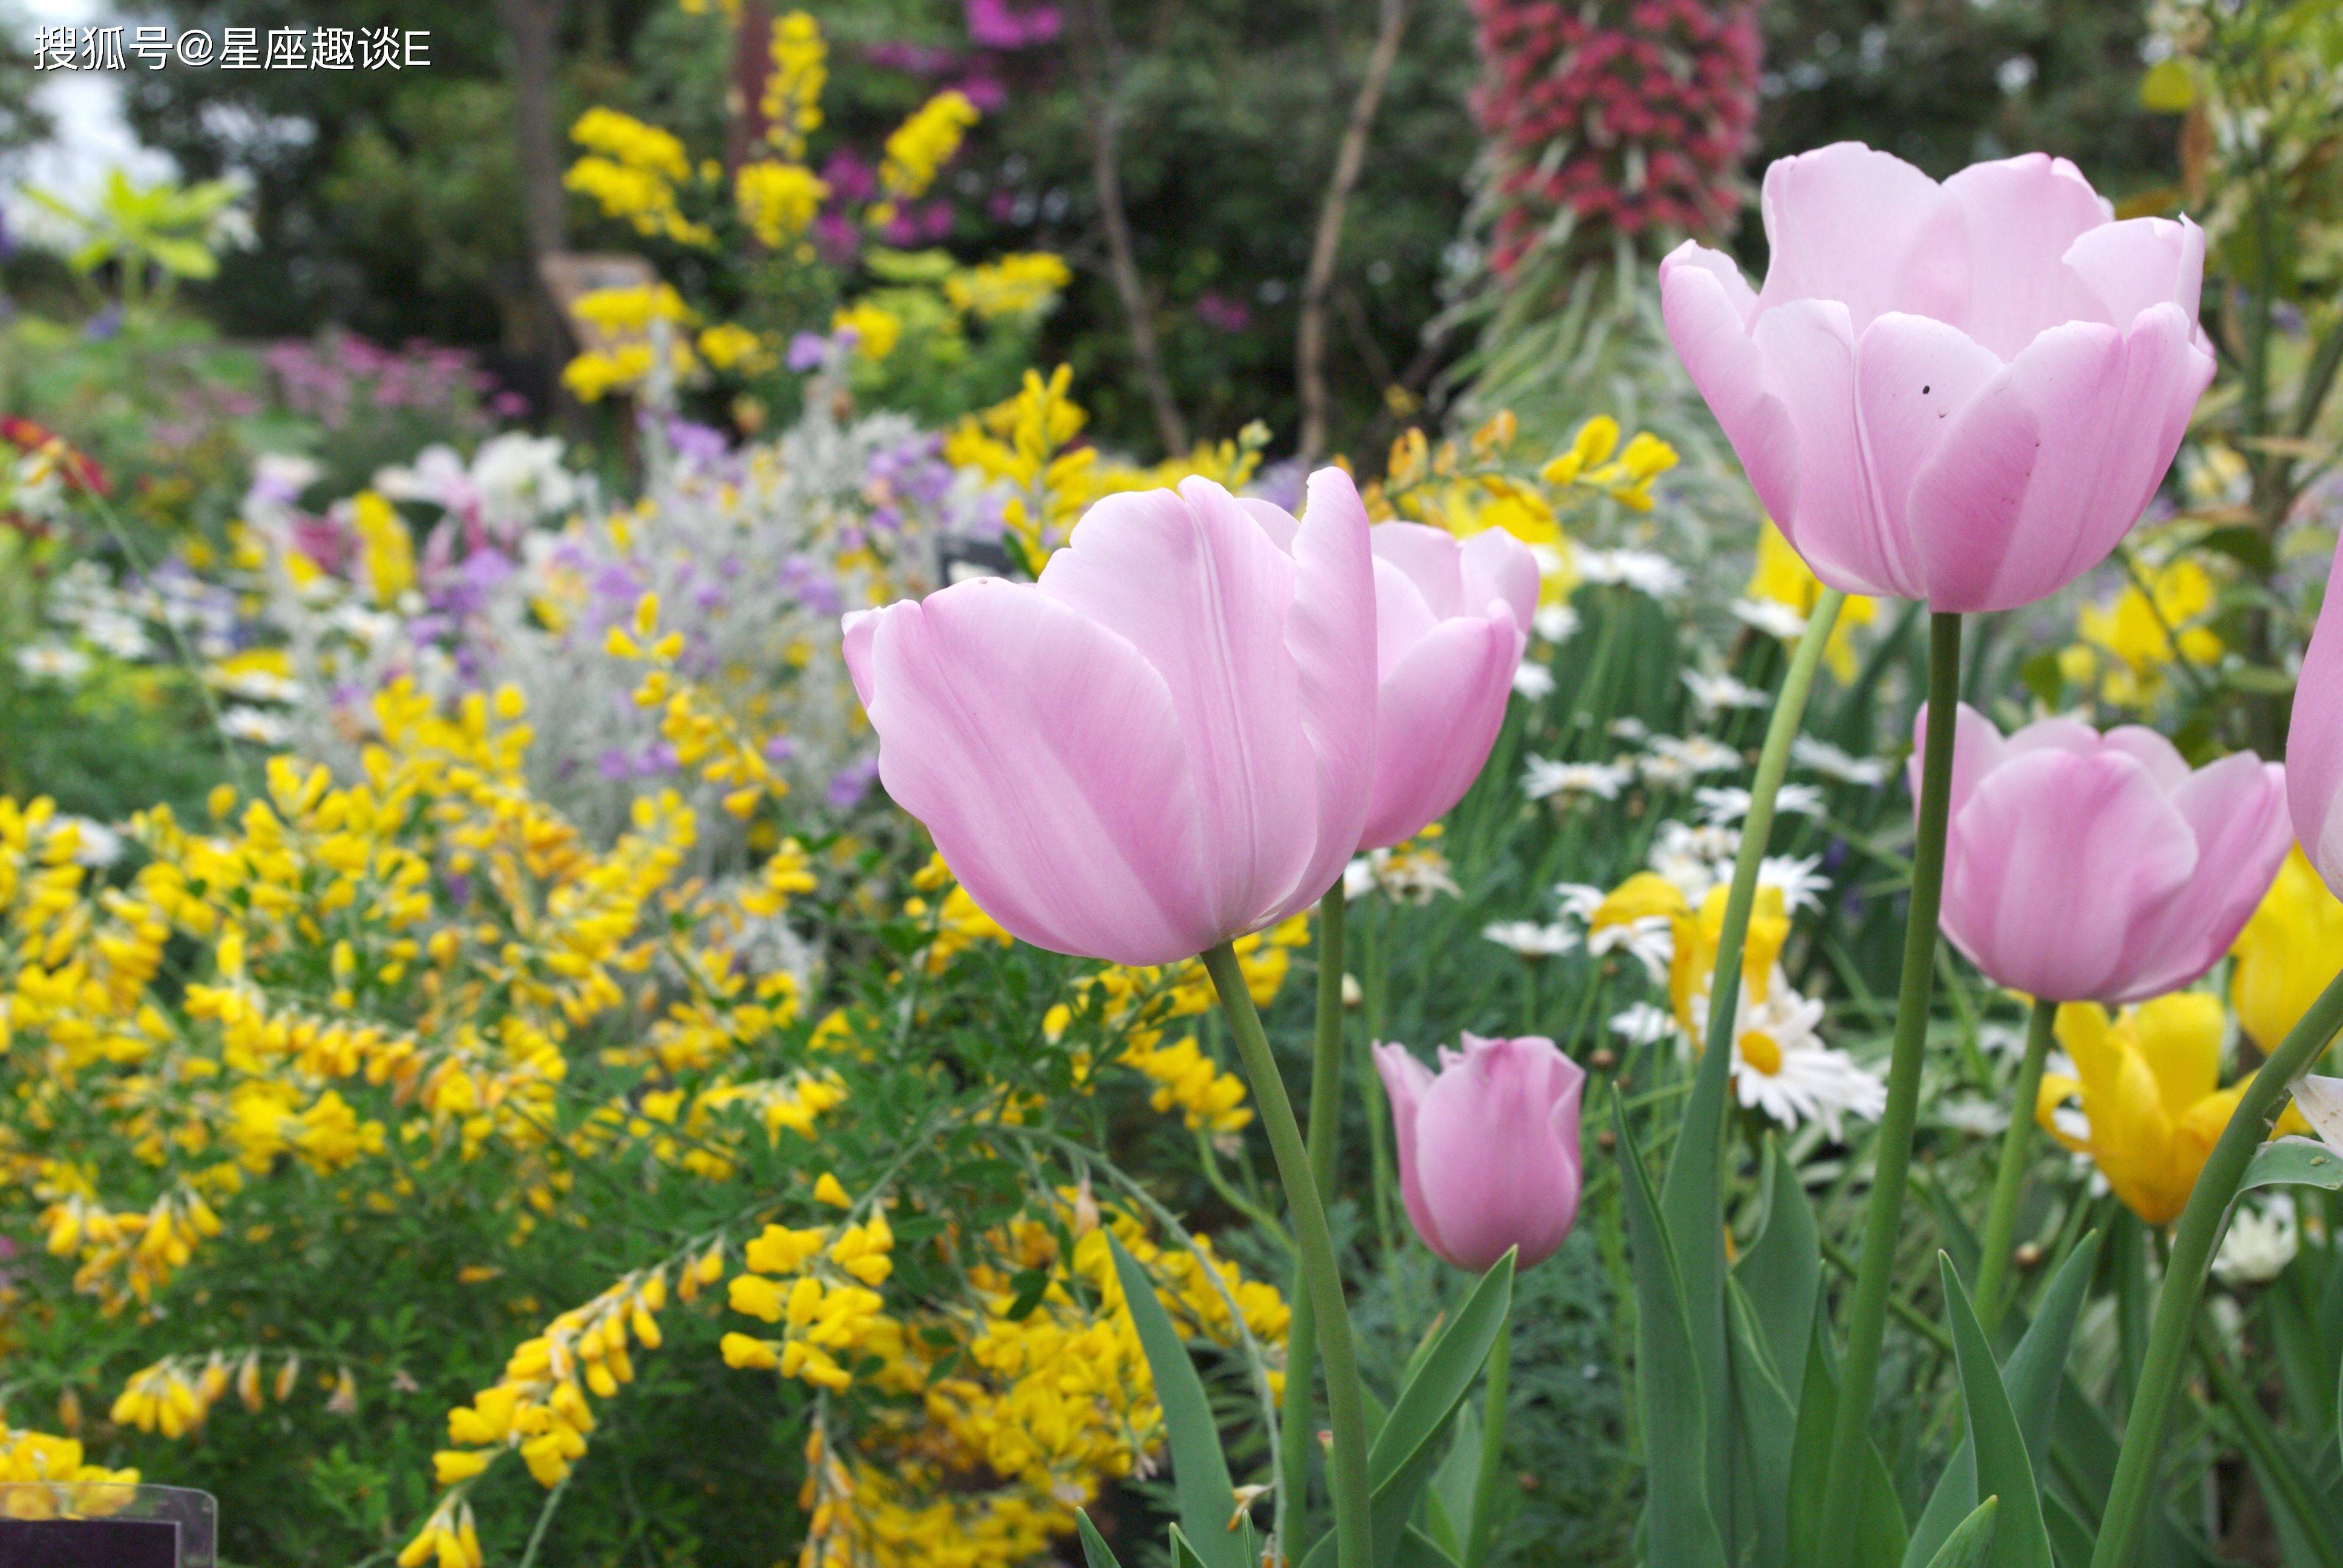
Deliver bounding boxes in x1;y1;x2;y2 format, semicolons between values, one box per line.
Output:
1738;1029;1783;1077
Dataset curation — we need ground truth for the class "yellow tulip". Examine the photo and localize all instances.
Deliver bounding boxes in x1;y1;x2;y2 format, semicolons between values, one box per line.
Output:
2037;994;2289;1226
1742;523;1877;681
2229;846;2343;1053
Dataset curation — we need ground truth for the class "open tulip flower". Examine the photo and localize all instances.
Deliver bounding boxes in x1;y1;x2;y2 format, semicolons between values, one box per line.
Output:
1374;1033;1585;1272
1661;142;2214;611
1924;704;2288;1004
2039;996;2308;1226
842;469;1378;967
1360;522;1536;849
2287;531;2343;895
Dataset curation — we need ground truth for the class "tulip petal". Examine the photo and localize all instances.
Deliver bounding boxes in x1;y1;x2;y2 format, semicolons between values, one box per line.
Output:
1410;1036;1585;1271
1359;613;1521;849
841;608;877;707
2289;534;2343;895
2063;216;2205;332
1460;528;1539;635
1370;523;1467;618
1910;701;2007;824
2119;756;2290;1001
1374;1044;1452;1263
1940;153;2115;358
1659;244;1802;531
1755;141;1968;332
1041;481;1317;937
2100;726;2191;791
858;582;1214;965
2293;1076;2343;1151
1751;299;1912;597
1853;312;2005;535
1907;307;2212;611
1941;748;2198;1001
1275;468;1381;915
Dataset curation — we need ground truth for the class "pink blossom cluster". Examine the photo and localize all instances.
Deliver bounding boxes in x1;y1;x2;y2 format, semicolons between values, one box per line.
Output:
1471;0;1761;278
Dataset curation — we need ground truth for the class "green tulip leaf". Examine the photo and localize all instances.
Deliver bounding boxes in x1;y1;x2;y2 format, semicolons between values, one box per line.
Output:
1168;1524;1209;1568
2239;1137;2343;1196
1077;1511;1127;1568
1938;1255;2053;1568
1735;1137;1820;1410
1786;1307;1909;1568
1106;1232;1245;1568
1370;1249;1514;1491
1921;1498;2002;1568
1726;1278;1798;1566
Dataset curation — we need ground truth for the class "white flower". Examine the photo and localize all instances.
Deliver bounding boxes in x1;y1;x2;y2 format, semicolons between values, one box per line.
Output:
1937;1099;2010;1137
1522;756;1631;802
1976;1022;2028;1058
1651;734;1743;775
1590;916;1675;985
1483;921;1579;958
1553;883;1607;923
1694;783;1825;827
1345;844;1460;905
1759;854;1830;915
1609;716;1650;742
1731;598;1808;639
82;611;152;661
1709;981;1886;1141
1650;819;1741;902
2293;1075;2343;1149
1513;661;1556;700
1792;735;1892;787
215;668;301;704
1683;670;1769;714
1637;751;1696;788
55;816;125;867
2214;1196;2298;1286
1610;1002;1677;1046
2043;1051;2091;1146
1576;548;1686;599
1533;603;1579;644
221;706;293;746
15;644;90;682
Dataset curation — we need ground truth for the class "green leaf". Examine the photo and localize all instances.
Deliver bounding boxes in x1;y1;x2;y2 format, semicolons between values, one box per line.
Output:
1169;1524;1209;1568
1077;1511;1127;1568
1922;1498;2002;1568
1615;1091;1727;1568
1735;1137;1820;1411
2240;1137;2343;1195
1938;1255;2053;1568
1389;1524;1466;1568
1786;1310;1909;1568
1726;1279;1798;1567
1369;1250;1514;1491
2043;1489;2096;1568
1661;973;1735;1537
1106;1232;1245;1568
1906;1234;2101;1568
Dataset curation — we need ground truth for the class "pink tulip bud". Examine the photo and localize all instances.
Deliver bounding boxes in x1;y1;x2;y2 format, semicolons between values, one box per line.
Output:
1661;143;2215;611
842;469;1378;966
1374;1034;1586;1272
2289;533;2343;896
1359;524;1537;849
1922;702;2288;1004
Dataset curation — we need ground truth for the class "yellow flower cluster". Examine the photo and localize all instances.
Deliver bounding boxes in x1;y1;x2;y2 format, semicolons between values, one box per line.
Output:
108;1348;336;1437
0;1422;139;1519
946;252;1073;321
608;592;789;818
833;299;904;361
721;1206;898;1392
2060;553;2223;707
40;1190;221;1312
564;108;712;247
352;489;416;604
737;160;829;248
872;90;980;226
1380;412;1679;540
759;11;827;160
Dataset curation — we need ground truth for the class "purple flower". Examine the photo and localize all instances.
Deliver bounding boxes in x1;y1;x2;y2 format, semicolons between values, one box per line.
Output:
1196;291;1252;333
787;333;835;372
827;755;881;809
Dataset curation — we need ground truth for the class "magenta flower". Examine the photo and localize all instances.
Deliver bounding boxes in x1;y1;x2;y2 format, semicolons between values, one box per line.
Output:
1360;523;1536;849
843;469;1377;966
1923;703;2289;1004
1660;143;2215;612
2290;535;2343;895
1374;1034;1586;1272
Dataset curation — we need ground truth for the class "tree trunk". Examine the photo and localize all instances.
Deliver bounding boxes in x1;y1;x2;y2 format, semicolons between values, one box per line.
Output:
1069;0;1188;457
500;0;568;266
1296;0;1409;466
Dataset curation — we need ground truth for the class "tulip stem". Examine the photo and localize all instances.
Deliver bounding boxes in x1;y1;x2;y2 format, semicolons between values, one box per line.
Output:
2089;962;2343;1568
1974;998;2057;1333
1205;939;1372;1568
1276;887;1350;1552
1817;609;1961;1562
1464;1313;1512;1568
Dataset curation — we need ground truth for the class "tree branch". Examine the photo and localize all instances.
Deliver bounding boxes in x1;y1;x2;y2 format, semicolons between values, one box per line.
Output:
1069;0;1189;457
1296;0;1410;466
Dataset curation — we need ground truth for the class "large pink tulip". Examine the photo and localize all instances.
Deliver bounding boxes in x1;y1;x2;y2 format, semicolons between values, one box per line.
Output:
1660;143;2214;612
2289;534;2343;897
1921;704;2289;1004
1374;1034;1585;1272
842;469;1377;967
1359;523;1536;848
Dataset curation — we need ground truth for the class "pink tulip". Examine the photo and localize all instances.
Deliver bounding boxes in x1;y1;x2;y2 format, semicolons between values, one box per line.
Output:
1922;703;2289;1004
2288;534;2343;896
842;469;1377;967
1374;1034;1586;1272
1360;523;1537;849
1660;143;2214;612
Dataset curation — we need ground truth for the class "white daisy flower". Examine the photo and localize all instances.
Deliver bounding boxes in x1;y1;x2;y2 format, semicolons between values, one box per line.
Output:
1792;735;1892;787
1609;716;1651;743
1637;752;1696;788
1650;820;1741;901
82;610;154;661
1683;670;1769;714
1759;854;1830;915
1576;548;1686;599
1707;982;1886;1141
1483;921;1579;958
1610;1002;1677;1046
1937;1099;2010;1137
1651;734;1743;775
1513;661;1556;700
216;669;301;704
1731;598;1809;639
1553;883;1607;923
221;707;293;746
2214;1196;2298;1286
1522;756;1631;802
1694;783;1826;827
2292;1075;2343;1149
1345;844;1460;905
1590;916;1675;985
1533;603;1579;643
15;644;90;682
